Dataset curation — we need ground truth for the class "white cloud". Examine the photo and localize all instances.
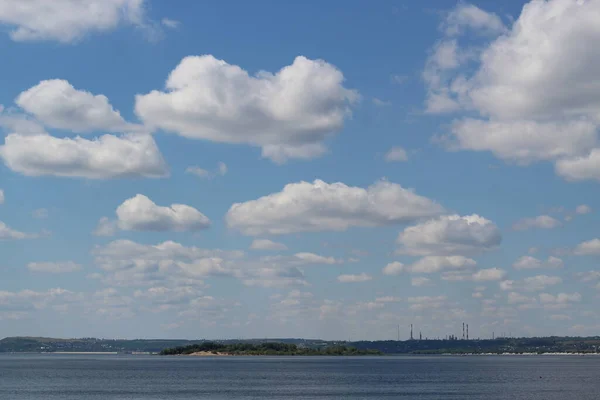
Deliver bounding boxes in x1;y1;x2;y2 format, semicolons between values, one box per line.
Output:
93;217;117;237
523;275;562;291
576;204;592;215
135;55;358;163
0;189;3;204
185;166;210;178
507;292;533;305
375;296;401;303
0;221;37;240
472;268;506;282
385;146;408;162
16;80;132;133
396;214;501;256
249;239;288;251
427;0;600;182
446;119;597;165
406;255;476;274
0;0;152;43
91;239;311;289
443;3;506;37
114;194;210;232
574;238;600;256
411;277;432;287
555;149;600;182
337;273;372;283
512;215;561;231
372;98;391;107
382;261;404;276
226;179;443;236
0;133;168;179
407;296;447;311
217;162;227;176
27;261;81;273
161;18;180;29
512;255;564;270
539;292;581;306
186;162;227;179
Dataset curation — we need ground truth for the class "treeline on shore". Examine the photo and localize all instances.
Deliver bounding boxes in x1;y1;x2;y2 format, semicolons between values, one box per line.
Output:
160;342;382;356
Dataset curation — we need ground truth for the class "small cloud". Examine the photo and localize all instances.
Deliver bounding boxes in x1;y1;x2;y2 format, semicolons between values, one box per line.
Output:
0;189;4;205
528;247;539;255
385;146;408;162
391;74;409;84
161;18;181;29
250;239;288;251
187;162;227;179
32;208;48;219
337;273;372;283
512;215;561;231
218;162;228;176
186;166;211;179
411;277;432;287
93;217;117;237
373;98;391;106
576;204;592;215
27;261;81;273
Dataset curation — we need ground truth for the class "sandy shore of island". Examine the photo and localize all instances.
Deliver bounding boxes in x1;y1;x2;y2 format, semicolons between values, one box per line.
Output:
188;351;232;356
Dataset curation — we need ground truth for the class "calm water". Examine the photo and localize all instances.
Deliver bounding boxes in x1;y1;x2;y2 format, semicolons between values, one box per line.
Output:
1;354;599;399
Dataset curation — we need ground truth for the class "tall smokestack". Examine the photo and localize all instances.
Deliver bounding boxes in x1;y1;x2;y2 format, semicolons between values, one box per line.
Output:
410;324;413;340
467;324;469;340
462;322;465;340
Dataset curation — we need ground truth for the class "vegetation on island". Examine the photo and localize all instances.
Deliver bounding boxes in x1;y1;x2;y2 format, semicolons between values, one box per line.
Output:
160;342;382;356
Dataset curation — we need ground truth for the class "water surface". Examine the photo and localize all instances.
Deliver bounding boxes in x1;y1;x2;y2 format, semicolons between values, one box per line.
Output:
1;354;599;399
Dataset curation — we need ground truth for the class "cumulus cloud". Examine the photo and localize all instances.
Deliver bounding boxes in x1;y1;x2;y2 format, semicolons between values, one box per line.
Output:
539;292;581;306
113;194;210;232
524;275;563;292
249;239;288;251
16;80;132;133
512;256;564;270
0;133;168;179
555;149;600;182
384;255;476;275
0;0;153;43
226;179;443;236
337;273;372;283
574;239;600;256
472;268;506;282
446;119;597;165
0;189;3;205
0;221;37;240
27;261;82;273
396;214;501;256
91;239;313;289
385;146;408;162
426;0;600;182
135;55;358;163
512;215;561;231
443;3;506;36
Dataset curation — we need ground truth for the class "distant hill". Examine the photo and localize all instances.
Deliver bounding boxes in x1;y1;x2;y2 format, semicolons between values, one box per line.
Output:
0;337;339;354
2;336;599;354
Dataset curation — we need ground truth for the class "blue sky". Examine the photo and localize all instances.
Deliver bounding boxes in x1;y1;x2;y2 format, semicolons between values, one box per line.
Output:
1;0;599;341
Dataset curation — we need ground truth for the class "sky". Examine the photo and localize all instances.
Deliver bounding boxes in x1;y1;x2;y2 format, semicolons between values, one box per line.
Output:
1;0;599;341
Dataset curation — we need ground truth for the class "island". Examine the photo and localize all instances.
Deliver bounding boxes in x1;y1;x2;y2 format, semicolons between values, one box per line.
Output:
159;342;382;356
